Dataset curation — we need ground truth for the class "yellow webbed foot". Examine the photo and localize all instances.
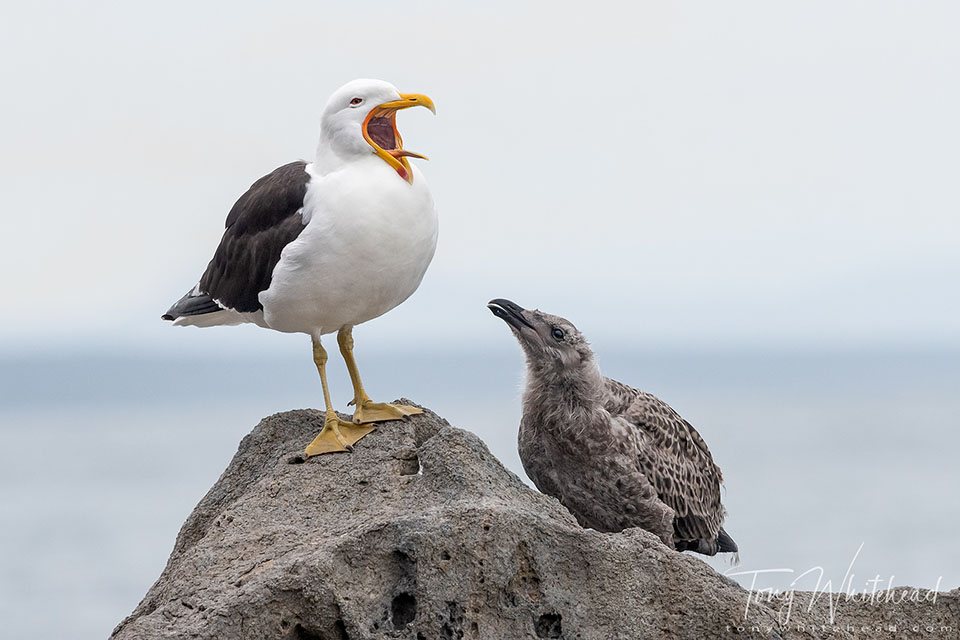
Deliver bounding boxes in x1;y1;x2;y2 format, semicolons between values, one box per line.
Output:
352;401;423;425
305;412;376;456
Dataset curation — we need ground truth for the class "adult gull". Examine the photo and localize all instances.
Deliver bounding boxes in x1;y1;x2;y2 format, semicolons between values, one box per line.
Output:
162;79;437;456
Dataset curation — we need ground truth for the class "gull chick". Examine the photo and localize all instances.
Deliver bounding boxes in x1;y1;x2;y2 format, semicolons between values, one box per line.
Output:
489;299;737;556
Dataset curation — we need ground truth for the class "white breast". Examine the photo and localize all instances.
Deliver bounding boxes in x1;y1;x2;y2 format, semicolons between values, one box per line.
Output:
259;158;438;335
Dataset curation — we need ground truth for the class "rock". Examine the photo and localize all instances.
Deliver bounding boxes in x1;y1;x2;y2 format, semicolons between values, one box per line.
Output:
112;403;958;639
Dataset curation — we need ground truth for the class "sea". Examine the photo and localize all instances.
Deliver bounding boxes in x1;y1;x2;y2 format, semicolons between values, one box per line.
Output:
1;347;957;640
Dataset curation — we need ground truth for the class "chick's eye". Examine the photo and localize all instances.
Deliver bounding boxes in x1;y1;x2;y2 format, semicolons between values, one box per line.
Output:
551;328;565;341
349;97;363;105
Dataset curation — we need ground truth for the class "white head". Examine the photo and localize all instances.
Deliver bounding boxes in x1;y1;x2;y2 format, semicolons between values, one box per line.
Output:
317;78;436;183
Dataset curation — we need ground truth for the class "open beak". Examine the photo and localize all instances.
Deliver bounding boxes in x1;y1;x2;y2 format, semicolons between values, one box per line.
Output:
363;92;436;183
488;299;535;332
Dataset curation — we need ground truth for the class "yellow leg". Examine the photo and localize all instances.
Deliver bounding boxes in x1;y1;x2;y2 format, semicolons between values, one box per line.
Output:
337;327;423;424
305;335;375;456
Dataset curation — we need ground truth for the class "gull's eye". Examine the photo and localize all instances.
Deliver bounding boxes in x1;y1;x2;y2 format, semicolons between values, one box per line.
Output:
551;327;565;341
349;97;363;106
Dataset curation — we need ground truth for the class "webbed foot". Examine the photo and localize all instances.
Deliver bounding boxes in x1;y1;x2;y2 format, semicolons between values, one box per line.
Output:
305;412;376;455
352;401;422;424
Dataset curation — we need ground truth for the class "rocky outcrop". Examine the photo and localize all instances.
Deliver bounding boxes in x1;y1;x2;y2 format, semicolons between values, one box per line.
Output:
112;403;957;639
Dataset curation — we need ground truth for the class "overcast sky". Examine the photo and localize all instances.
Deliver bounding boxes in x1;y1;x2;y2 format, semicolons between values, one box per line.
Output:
1;1;958;356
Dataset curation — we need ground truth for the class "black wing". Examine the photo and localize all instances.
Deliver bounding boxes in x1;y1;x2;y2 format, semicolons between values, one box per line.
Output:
604;377;726;547
163;161;310;320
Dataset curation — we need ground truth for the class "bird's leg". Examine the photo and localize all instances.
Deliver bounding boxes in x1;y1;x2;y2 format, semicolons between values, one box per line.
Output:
337;327;422;424
304;335;375;456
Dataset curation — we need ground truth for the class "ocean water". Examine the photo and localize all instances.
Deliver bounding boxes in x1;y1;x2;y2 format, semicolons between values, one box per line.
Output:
1;347;958;640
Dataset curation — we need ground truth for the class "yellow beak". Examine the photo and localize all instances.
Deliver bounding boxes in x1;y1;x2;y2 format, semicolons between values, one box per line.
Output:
362;92;436;183
379;93;436;115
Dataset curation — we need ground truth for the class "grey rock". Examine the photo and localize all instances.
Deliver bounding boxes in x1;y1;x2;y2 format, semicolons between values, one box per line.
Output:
112;403;958;639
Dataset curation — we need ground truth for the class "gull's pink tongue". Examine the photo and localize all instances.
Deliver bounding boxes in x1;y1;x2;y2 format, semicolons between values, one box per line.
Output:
388;149;428;160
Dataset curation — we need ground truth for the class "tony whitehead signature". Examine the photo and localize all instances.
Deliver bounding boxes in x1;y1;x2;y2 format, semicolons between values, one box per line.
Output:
725;543;944;625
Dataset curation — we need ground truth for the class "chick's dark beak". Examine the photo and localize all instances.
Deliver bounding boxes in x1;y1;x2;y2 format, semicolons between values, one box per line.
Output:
487;298;534;331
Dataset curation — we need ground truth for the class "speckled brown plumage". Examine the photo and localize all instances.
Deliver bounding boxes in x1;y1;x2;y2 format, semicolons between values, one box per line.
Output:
490;299;737;556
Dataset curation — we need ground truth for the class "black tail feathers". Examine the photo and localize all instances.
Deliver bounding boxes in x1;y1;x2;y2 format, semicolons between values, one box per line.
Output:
676;528;738;556
716;528;738;553
162;287;223;321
